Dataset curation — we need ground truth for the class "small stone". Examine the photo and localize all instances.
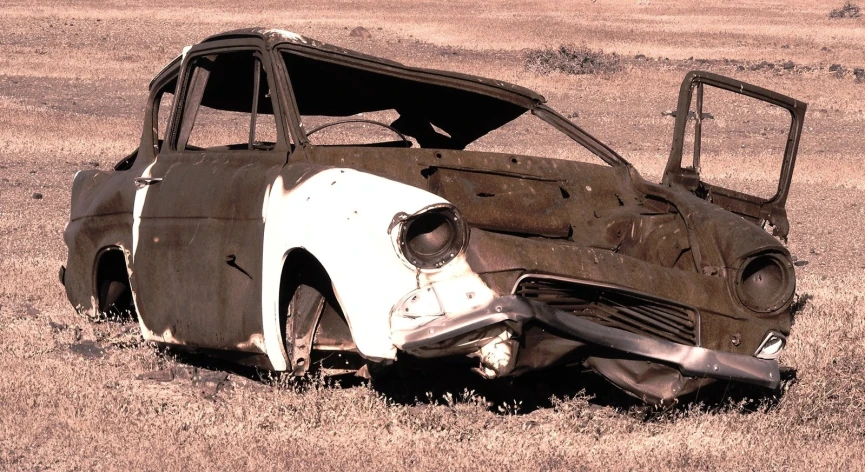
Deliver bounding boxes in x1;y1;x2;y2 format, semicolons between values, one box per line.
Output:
137;368;175;382
193;370;230;400
782;61;795;70
32;192;43;199
89;161;99;167
829;63;842;72
854;68;865;80
349;26;372;39
70;341;105;359
173;366;194;380
49;321;68;332
634;54;646;60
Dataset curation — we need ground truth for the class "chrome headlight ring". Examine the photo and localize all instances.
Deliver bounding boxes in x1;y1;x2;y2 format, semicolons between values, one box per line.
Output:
398;204;469;269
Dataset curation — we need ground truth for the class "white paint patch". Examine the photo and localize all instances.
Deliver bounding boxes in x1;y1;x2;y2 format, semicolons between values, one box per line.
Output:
261;29;308;44
389;263;497;337
131;159;159;342
261;168;487;368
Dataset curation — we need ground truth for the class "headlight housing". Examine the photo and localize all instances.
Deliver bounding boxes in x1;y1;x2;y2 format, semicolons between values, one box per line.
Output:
734;252;795;313
399;205;468;269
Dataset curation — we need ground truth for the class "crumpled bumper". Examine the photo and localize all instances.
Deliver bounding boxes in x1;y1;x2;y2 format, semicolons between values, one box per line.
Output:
392;295;780;391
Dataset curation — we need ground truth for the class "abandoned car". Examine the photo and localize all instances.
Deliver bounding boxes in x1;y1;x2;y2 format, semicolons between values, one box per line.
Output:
60;28;806;404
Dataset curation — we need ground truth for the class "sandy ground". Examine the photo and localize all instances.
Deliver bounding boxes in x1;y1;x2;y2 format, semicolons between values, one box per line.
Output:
2;0;865;469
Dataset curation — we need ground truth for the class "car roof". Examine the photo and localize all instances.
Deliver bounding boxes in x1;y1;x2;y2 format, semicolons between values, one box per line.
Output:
199;27;546;108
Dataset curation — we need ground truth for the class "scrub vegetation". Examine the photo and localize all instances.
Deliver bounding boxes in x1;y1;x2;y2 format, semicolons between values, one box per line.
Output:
830;1;862;19
524;45;621;75
2;0;865;469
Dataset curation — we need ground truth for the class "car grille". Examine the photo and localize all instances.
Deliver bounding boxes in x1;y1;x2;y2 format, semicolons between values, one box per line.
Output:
514;277;699;346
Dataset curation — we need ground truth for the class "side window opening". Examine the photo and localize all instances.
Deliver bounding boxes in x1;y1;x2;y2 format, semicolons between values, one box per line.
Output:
176;51;279;151
680;83;790;200
154;82;176;152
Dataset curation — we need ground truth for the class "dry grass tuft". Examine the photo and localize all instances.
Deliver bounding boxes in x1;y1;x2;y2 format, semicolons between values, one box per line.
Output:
524;45;620;75
829;1;862;18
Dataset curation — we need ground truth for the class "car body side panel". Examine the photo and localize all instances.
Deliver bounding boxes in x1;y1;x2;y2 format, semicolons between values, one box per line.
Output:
63;213;132;315
131;150;284;352
63;148;142;316
129;39;290;353
260;163;497;369
63;58;180;317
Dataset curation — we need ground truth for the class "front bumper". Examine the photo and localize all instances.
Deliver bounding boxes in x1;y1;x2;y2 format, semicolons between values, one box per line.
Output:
392;295;780;390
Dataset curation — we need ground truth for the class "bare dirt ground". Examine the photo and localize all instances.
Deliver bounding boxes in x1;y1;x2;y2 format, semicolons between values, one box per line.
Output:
2;0;865;469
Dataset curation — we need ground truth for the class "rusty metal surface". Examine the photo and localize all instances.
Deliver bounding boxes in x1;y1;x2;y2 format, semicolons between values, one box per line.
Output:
62;29;805;404
393;295;780;397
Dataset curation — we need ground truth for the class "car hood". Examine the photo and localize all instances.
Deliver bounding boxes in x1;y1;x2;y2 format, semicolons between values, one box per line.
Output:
425;157;787;274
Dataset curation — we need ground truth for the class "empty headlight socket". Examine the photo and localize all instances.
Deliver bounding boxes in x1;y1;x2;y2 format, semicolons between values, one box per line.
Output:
398;204;469;269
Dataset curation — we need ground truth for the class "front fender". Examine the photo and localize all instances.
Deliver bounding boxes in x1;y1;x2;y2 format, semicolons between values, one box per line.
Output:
261;164;463;369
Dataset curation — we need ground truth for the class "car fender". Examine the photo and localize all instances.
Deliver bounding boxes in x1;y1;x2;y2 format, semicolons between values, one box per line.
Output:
261;165;458;369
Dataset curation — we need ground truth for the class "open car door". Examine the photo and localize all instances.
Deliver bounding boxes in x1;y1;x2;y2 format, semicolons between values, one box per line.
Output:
662;71;806;241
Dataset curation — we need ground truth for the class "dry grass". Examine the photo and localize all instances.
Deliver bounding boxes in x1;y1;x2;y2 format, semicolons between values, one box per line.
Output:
524;45;620;75
830;1;862;18
2;0;865;469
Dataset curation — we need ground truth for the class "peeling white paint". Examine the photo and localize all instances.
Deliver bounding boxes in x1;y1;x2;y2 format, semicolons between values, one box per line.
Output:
261;168;491;368
390;269;496;336
260;29;308;44
131;159;159;341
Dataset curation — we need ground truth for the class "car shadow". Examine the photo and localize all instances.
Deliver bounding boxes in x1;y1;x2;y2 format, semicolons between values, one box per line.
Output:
358;357;798;417
156;347;796;417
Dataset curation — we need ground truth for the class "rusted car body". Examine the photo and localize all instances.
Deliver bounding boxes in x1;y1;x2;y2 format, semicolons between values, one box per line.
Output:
61;29;806;404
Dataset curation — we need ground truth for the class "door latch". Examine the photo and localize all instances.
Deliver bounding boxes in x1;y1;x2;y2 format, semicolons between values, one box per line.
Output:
134;177;163;189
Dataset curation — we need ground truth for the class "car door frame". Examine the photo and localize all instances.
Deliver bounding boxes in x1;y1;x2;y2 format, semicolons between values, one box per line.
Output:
131;37;293;354
662;70;807;240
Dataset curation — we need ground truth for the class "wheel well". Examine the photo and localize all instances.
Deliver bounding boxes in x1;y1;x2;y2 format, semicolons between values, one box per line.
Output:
94;247;135;319
278;249;329;326
278;249;354;374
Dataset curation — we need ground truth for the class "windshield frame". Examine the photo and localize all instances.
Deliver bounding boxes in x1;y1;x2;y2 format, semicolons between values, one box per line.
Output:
274;43;630;167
